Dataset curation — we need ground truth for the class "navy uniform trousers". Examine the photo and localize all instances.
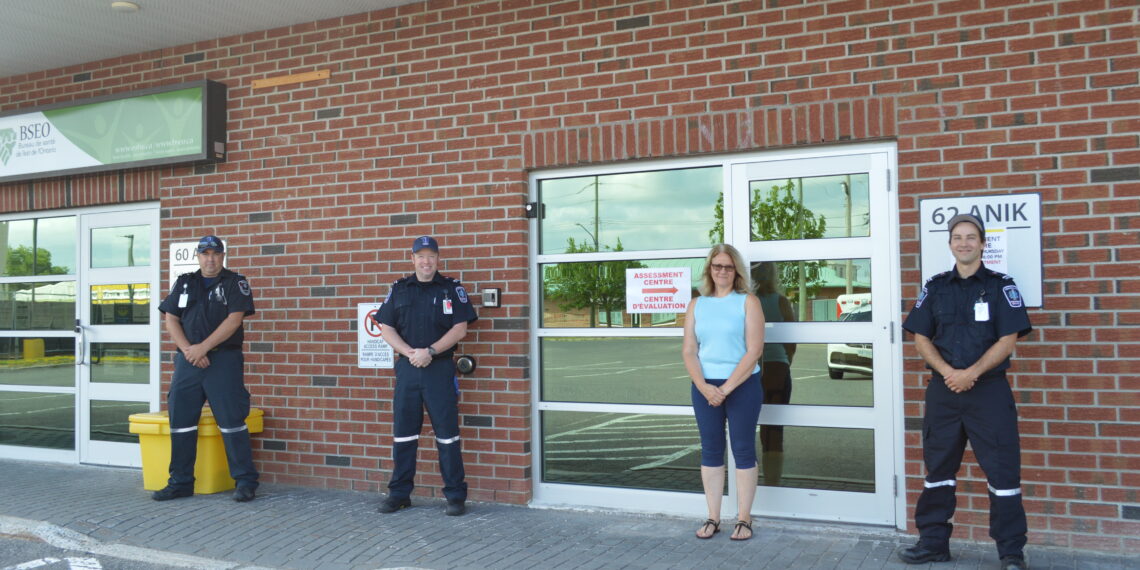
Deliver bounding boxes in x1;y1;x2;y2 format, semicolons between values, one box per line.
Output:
389;356;466;503
917;372;1027;558
167;349;259;490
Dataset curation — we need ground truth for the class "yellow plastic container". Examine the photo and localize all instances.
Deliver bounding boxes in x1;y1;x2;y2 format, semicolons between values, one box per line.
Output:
129;407;263;494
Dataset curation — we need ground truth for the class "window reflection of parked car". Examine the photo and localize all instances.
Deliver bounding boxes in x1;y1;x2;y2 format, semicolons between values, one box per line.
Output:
827;307;872;379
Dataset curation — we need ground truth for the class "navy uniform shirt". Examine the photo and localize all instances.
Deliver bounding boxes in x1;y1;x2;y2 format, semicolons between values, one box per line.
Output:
903;264;1031;374
158;269;256;349
374;272;478;358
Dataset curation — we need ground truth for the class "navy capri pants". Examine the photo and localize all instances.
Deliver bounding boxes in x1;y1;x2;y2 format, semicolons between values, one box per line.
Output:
691;372;762;469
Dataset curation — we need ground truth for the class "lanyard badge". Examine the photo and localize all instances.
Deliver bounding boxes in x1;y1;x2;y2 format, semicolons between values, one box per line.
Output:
443;298;453;315
177;283;189;308
974;298;989;322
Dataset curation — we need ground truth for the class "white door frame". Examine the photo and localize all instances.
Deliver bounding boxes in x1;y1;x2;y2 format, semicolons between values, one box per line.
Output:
729;149;903;525
530;143;904;529
76;206;161;466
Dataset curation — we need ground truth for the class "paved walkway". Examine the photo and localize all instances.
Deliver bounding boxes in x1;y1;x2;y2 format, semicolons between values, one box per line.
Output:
0;459;1133;569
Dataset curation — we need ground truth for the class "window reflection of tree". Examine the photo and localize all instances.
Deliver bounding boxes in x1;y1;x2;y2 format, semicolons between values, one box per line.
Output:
709;178;828;320
544;237;645;328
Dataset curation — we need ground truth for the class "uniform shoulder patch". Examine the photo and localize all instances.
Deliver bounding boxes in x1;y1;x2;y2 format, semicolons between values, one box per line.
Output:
1002;284;1023;307
455;285;469;304
914;272;947;309
384;280;401;301
238;280;252;296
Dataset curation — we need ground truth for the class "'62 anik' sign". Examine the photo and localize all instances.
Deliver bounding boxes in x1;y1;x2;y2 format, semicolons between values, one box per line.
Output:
919;193;1042;308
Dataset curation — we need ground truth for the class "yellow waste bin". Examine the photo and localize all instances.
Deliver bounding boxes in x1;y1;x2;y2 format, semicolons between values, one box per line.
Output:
129;407;263;494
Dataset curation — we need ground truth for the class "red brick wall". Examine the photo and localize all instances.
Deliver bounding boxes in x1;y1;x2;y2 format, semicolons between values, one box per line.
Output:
1;0;1137;553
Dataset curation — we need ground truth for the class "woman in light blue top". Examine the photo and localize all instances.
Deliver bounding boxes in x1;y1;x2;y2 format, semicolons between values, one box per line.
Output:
682;244;765;541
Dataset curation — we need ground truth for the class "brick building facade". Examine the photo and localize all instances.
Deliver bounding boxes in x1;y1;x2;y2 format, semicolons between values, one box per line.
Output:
1;0;1136;553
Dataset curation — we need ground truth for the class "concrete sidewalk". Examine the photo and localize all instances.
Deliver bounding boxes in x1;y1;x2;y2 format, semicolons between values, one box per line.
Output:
0;459;1133;569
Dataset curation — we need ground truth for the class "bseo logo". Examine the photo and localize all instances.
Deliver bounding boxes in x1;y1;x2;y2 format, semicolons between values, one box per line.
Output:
20;122;51;140
0;128;15;166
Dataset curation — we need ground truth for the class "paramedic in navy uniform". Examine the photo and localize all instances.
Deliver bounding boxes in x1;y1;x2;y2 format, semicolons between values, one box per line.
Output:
900;213;1032;570
374;236;478;516
154;235;259;503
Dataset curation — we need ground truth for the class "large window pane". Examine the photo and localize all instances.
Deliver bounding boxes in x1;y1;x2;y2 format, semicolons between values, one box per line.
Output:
541;257;702;328
782;344;873;407
748;173;870;242
539;167;723;254
542;411;706;493
751;258;870;322
91;343;149;384
0;281;76;330
542;337;689;405
0;391;74;449
0;216;75;276
757;426;873;493
91;400;149;443
0;337;74;386
90;226;150;268
90;284;150;325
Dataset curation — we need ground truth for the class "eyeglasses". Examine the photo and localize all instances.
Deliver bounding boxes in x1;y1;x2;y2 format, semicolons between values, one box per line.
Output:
709;263;735;273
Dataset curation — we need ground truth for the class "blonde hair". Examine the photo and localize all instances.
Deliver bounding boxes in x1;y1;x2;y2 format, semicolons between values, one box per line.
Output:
699;243;751;296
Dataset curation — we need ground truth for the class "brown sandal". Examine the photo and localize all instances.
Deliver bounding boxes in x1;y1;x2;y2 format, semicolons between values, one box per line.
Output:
695;518;720;539
730;519;753;541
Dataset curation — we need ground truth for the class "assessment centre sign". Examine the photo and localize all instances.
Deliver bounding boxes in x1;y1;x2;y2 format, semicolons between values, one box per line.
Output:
626;267;692;313
358;303;394;368
919;193;1042;307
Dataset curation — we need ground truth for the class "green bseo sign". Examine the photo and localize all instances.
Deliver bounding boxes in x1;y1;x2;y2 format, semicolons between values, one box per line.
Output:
0;80;226;183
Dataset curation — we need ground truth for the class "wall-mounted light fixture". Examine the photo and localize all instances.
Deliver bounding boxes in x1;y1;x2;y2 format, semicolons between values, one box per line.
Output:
111;1;140;12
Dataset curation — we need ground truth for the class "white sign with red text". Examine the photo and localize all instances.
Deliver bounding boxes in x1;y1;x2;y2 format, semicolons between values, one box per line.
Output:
626;267;691;313
358;303;394;368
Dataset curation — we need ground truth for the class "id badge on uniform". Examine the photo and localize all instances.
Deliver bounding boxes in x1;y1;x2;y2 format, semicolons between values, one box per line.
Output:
443;298;453;315
974;301;990;321
178;293;188;308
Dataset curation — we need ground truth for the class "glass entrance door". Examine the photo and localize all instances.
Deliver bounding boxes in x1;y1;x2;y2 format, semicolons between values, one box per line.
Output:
77;208;160;466
530;143;901;526
729;151;900;524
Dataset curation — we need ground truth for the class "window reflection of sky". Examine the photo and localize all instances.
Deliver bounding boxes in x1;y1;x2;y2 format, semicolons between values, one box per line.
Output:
750;173;871;239
91;225;150;268
0;217;76;275
540;167;722;254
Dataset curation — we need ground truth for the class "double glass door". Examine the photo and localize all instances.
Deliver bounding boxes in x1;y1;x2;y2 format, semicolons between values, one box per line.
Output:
0;205;159;466
531;143;901;526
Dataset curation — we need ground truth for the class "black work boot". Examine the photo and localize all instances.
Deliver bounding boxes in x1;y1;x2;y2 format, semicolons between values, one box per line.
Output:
898;543;951;564
152;486;193;501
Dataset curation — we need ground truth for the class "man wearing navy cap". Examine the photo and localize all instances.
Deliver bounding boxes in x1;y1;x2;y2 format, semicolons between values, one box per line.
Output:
154;235;259;502
373;236;478;516
900;214;1032;570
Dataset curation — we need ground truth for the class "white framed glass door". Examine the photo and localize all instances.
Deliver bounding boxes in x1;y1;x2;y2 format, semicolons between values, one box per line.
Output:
77;208;160;466
729;149;901;524
529;143;902;527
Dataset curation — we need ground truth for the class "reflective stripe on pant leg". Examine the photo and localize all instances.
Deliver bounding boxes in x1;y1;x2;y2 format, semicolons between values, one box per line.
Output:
166;353;205;489
422;358;466;502
389;358;424;499
203;350;258;487
916;380;968;549
963;377;1027;558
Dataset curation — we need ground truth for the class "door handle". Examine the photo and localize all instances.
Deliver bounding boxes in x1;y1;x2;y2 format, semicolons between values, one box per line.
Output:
75;319;86;365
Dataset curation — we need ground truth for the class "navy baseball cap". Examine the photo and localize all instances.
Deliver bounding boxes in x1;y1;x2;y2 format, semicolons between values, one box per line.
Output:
196;235;224;253
412;236;439;253
947;213;985;236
